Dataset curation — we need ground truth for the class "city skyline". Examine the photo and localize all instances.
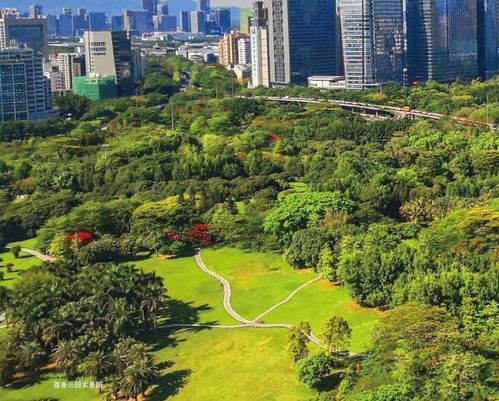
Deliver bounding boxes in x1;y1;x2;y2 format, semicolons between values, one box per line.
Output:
11;0;254;15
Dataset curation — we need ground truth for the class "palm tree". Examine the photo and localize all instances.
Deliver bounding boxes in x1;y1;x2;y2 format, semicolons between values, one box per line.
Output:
110;337;137;376
120;365;150;401
108;298;133;336
18;341;45;377
0;345;13;387
52;339;80;380
79;351;111;392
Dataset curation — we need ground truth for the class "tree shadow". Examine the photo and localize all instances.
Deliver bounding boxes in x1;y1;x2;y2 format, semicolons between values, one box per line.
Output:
166;299;212;325
142;299;219;352
7;373;42;389
150;367;192;401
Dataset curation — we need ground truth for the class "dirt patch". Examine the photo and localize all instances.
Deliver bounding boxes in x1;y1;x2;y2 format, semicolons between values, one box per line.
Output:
345;300;383;315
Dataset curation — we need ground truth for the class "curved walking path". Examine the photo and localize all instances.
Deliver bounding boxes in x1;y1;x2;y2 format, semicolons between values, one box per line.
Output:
6;246;55;263
193;249;325;348
252;276;321;323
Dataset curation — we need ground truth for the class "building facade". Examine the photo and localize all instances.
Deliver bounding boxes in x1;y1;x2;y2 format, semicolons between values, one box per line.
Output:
477;0;498;80
57;52;86;90
84;30;134;96
268;0;338;85
340;0;405;90
0;47;52;121
190;11;206;34
407;0;479;83
250;1;270;87
238;37;251;65
0;17;48;58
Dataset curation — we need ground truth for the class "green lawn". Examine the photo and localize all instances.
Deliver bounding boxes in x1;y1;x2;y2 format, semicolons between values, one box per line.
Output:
0;239;44;289
202;248;317;320
0;373;100;401
1;247;381;401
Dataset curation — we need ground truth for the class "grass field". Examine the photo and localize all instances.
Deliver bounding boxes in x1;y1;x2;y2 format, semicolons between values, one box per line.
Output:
1;246;380;401
0;239;44;288
135;247;380;400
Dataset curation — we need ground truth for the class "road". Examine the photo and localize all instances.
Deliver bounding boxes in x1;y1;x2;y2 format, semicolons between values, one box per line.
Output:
249;96;498;131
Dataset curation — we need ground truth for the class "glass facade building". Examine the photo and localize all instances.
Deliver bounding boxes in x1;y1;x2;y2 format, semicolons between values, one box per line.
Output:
477;0;498;79
340;0;404;90
268;0;338;85
407;0;478;83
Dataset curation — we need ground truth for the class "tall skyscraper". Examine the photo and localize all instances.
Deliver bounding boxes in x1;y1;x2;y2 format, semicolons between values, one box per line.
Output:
190;11;206;34
340;0;405;90
407;0;479;83
58;8;75;37
29;5;43;19
180;11;191;32
142;0;158;15
199;0;211;13
123;10;153;34
250;1;270;87
157;3;169;16
111;15;124;31
0;48;52;121
88;12;108;32
268;0;338;85
215;9;231;34
83;30;134;96
477;0;498;80
0;17;48;58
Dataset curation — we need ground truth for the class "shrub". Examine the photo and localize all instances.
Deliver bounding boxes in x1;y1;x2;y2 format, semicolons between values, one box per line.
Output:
297;352;335;388
10;246;21;259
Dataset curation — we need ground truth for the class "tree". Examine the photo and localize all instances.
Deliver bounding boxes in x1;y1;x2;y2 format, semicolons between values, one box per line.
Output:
287;322;311;362
284;228;328;269
78;351;111;388
53;94;91;119
296;352;334;389
52;340;80;380
317;244;336;281
264;192;355;248
17;340;45;376
321;316;351;354
10;246;20;259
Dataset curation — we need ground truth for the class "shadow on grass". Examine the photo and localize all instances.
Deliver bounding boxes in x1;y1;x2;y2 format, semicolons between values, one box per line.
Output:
7;373;42;390
150;367;192;401
166;299;213;325
141;299;219;352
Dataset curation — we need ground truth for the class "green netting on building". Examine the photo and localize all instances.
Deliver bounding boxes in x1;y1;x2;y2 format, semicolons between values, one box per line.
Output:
73;75;118;101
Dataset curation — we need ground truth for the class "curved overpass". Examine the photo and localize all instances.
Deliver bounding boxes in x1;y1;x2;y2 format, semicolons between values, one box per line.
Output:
250;96;497;130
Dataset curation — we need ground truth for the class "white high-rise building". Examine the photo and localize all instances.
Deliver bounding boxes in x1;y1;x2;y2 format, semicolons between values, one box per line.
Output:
250;26;270;87
0;47;53;121
57;53;86;90
250;1;270;87
237;37;251;65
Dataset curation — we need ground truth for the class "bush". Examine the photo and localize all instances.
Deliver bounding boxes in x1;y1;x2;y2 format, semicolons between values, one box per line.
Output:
10;246;21;258
297;352;335;388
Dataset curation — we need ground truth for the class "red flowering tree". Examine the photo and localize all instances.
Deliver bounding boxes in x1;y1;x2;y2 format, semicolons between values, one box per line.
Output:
66;231;94;245
188;224;212;248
